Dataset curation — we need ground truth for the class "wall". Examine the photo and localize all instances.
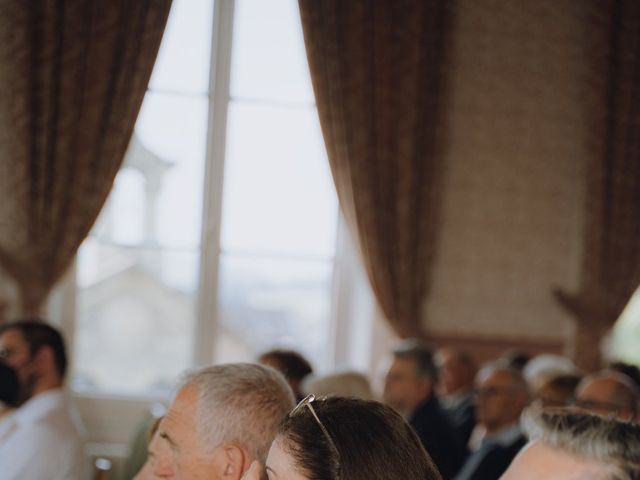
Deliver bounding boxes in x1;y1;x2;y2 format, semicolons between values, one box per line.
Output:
425;0;591;351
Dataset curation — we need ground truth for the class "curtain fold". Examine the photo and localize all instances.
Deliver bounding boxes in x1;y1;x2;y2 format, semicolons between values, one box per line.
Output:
554;0;640;369
0;0;172;316
299;0;454;338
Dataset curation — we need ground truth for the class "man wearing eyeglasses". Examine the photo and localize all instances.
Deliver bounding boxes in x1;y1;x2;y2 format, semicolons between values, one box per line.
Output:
0;320;85;480
454;363;530;480
151;363;295;479
573;370;638;422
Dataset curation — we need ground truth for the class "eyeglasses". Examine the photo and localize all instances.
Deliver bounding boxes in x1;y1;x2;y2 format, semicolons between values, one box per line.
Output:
290;394;341;468
571;397;628;416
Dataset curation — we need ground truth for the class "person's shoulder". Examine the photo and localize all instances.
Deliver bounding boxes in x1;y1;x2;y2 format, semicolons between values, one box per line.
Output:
470;437;527;479
410;397;465;452
17;416;82;455
0;423;62;476
504;433;527;454
16;420;66;447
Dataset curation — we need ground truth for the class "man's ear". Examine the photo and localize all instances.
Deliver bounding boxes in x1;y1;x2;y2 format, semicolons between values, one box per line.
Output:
221;443;248;480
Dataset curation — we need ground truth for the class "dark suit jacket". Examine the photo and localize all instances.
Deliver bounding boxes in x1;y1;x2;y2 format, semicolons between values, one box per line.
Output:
409;396;467;480
454;431;527;480
443;393;476;446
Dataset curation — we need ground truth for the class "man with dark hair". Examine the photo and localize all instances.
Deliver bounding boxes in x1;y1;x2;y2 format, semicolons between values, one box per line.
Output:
0;319;85;479
259;349;313;401
383;339;466;479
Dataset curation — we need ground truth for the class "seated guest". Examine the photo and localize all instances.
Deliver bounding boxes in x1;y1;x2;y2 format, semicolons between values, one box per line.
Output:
0;320;85;480
384;340;465;479
242;396;443;480
502;408;640;479
0;361;19;427
573;370;638;422
523;354;578;393
532;373;582;408
259;349;313;401
455;363;530;480
436;347;477;445
152;363;294;478
302;371;374;400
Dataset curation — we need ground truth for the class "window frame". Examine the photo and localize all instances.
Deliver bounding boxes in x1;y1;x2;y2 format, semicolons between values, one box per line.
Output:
48;0;382;464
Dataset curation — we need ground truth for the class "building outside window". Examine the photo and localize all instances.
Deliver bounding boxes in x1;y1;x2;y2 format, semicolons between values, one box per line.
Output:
72;0;340;396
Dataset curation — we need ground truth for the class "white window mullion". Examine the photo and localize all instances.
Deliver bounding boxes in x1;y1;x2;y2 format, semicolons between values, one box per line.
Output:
194;0;235;367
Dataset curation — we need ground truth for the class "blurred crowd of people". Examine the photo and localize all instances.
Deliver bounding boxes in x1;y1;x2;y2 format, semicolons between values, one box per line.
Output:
0;320;639;479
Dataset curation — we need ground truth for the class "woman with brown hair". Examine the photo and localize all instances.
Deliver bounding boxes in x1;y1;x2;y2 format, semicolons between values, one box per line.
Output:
243;395;442;480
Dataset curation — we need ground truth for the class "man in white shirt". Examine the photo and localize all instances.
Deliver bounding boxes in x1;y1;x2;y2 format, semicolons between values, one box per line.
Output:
0;320;85;480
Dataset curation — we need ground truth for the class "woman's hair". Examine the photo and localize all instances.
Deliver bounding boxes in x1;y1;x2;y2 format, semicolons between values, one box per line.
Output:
277;396;442;480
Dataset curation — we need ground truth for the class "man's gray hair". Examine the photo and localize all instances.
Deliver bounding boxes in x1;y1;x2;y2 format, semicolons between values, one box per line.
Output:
522;408;640;480
181;363;295;462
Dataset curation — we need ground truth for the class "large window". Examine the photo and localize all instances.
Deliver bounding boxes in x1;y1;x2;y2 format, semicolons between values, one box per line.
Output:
216;0;337;366
73;0;337;396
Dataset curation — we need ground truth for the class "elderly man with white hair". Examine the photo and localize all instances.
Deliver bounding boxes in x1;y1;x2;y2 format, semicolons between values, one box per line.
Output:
150;363;295;479
501;408;640;479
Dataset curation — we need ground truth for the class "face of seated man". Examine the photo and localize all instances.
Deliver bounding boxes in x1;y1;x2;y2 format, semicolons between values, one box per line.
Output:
383;357;433;417
475;369;529;435
153;385;247;480
500;440;619;480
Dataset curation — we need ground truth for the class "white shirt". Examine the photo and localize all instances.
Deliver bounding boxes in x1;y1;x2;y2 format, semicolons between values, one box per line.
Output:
0;389;86;480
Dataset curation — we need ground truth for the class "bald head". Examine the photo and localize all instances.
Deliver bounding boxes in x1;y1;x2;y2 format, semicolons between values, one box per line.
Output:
575;371;638;421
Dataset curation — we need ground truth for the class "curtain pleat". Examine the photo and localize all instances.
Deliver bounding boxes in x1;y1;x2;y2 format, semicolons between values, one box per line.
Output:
554;0;640;369
299;0;455;338
0;0;172;315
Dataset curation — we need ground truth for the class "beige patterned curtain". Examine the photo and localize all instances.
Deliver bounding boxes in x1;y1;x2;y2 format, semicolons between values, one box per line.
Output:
554;0;640;370
0;0;172;316
299;0;454;338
